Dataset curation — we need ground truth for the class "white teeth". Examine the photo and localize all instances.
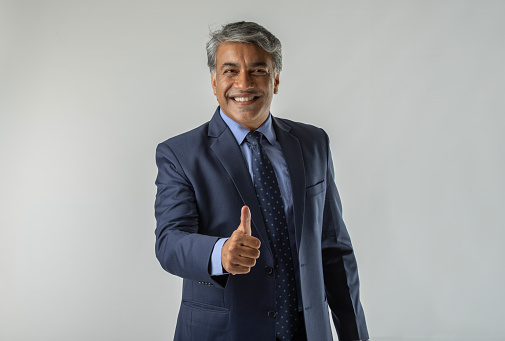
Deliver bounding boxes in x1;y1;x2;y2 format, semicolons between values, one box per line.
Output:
234;96;255;102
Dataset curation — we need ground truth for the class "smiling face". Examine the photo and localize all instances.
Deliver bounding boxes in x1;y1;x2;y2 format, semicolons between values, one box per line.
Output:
211;42;280;130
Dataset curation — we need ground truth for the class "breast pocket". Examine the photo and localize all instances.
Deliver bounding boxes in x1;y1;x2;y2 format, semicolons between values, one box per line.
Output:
306;180;325;197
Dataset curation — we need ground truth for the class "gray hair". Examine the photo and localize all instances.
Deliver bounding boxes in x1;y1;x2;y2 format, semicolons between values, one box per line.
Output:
206;21;282;76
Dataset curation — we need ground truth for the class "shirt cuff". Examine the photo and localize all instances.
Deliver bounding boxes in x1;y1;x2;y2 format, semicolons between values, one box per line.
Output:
210;237;229;276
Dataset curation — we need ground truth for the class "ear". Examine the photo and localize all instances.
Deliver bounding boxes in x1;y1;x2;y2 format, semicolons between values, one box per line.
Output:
273;72;280;94
210;72;217;96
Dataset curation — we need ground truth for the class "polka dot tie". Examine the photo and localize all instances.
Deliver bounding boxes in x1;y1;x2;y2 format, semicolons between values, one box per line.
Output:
245;131;299;340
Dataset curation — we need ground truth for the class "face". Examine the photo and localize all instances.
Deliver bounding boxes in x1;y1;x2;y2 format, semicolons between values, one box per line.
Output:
211;42;280;130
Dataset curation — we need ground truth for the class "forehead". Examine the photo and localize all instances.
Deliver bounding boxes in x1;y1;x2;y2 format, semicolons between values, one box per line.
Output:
216;42;273;67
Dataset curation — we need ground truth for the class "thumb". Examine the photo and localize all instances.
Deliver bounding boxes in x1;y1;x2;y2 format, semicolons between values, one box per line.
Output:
238;205;252;236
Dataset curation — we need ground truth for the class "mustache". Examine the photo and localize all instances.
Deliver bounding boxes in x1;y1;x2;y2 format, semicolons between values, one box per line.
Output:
227;90;262;97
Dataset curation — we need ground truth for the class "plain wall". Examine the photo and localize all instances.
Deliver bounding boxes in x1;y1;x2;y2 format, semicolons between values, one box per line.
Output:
1;0;504;340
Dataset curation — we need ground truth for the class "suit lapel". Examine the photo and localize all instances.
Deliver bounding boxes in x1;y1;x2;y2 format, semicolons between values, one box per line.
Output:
273;118;306;251
208;109;273;257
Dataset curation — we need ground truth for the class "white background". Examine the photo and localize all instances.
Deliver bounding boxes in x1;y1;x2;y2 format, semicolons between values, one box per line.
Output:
1;1;504;340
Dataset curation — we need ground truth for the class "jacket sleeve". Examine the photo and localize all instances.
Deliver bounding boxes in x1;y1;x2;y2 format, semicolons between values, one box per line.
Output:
321;135;369;341
154;142;225;287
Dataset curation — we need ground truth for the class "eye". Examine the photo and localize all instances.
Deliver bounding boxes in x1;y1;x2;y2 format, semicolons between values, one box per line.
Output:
251;69;268;75
223;69;237;74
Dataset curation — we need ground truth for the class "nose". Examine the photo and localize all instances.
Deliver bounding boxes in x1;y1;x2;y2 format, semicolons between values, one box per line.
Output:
235;71;254;90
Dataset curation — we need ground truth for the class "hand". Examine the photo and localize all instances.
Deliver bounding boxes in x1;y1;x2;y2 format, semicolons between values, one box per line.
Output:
221;206;261;275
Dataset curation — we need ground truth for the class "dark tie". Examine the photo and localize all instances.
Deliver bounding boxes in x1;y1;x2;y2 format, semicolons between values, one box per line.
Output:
245;131;299;340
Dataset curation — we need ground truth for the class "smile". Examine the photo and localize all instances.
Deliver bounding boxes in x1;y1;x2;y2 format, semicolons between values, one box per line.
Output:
231;96;258;103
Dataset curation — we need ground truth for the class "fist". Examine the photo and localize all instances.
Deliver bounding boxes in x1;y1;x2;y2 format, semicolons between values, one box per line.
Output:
221;206;261;275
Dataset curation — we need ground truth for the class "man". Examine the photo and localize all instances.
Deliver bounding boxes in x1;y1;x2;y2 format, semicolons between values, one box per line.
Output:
155;21;369;341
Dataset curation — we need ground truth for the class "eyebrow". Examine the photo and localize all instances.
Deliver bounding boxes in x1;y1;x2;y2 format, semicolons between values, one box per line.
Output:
250;62;268;68
220;61;269;69
221;62;239;69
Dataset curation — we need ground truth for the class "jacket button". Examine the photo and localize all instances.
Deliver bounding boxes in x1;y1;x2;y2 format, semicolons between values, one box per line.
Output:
267;311;277;318
264;266;273;275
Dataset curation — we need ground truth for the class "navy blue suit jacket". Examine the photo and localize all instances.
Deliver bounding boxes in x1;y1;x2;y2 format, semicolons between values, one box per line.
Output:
155;108;368;340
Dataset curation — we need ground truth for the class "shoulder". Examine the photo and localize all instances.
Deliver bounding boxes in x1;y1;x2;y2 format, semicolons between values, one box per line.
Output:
157;121;210;154
157;108;227;153
274;116;328;142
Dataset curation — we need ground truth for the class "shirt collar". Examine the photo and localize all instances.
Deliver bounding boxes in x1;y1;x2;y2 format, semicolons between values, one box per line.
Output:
219;108;277;146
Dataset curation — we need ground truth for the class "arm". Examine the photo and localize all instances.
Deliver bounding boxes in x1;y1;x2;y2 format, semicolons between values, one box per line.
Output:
155;142;222;285
321;137;369;341
155;143;260;285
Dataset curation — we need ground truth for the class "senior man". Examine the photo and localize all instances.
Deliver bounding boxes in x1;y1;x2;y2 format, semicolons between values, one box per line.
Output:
155;21;369;341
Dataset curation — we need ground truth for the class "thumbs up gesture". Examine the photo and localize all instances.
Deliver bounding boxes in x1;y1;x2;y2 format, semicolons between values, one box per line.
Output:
221;206;261;275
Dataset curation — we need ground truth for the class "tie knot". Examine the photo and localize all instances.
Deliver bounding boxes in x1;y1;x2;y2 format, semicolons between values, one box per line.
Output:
245;131;263;146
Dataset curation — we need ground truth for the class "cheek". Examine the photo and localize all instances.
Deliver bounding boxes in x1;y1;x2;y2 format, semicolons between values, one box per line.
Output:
218;81;233;98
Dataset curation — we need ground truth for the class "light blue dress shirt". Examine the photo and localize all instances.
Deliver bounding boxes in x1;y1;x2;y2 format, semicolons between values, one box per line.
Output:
210;109;302;310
